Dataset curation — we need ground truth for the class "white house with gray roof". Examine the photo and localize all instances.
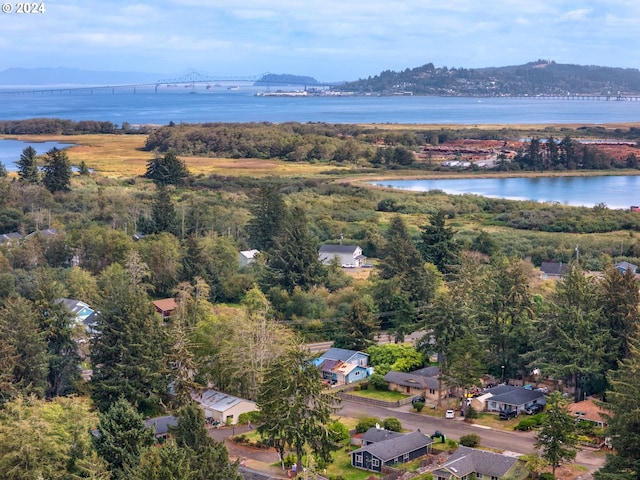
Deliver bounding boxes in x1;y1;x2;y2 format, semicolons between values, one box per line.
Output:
433;446;529;480
192;389;257;425
318;244;366;267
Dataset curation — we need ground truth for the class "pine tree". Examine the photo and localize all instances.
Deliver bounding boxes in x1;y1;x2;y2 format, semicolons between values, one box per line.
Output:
535;391;578;475
90;263;168;413
17;146;40;184
258;343;341;474
93;397;156;480
42;147;72;192
334;298;376;351
151;185;177;233
594;339;640;480
0;161;6;177
144;151;189;186
246;185;287;252
418;210;461;275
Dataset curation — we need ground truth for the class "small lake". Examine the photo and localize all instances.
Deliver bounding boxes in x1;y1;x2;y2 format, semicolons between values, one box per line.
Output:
0;139;76;171
370;176;640;210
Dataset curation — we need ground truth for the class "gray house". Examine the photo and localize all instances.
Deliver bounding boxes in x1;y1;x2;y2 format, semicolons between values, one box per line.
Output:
318;244;366;267
540;261;569;279
351;430;434;472
384;366;447;402
145;415;179;440
472;385;546;415
433;446;529;480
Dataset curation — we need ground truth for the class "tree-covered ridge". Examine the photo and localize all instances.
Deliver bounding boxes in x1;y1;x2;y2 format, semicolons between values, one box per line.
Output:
337;60;640;96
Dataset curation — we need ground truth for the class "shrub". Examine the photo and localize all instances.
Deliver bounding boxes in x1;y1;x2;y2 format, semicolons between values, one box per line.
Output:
356;416;382;434
368;373;389;391
465;406;478;419
515;418;538;431
540;473;555;480
459;434;481;447
238;410;261;425
413;401;425;412
383;417;402;432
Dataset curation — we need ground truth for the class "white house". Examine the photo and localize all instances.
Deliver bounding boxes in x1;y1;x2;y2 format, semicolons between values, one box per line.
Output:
318;244;366;267
192;389;257;425
238;249;260;267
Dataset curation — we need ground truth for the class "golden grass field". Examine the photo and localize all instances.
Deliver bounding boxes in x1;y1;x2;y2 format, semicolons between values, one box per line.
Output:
1;133;352;178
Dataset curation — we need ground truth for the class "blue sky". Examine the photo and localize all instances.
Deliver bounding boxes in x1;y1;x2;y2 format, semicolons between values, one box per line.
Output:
1;0;639;82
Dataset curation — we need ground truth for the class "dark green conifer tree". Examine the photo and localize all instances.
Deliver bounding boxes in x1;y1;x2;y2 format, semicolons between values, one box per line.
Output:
144;151;189;186
42;147;72;193
246;185;287;252
16;146;40;184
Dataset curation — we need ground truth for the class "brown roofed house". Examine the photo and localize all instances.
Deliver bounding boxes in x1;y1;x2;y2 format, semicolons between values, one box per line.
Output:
567;398;609;428
153;298;177;318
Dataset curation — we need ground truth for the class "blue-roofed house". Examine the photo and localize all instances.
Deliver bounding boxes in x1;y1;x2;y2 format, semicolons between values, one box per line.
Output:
351;430;434;472
192;389;257;425
433;446;529;480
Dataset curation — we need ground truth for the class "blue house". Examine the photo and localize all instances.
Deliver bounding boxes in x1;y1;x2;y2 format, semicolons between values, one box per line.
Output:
351;430;434;472
314;348;371;385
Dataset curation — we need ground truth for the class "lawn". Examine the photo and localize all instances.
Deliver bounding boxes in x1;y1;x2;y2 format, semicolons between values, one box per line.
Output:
347;388;410;402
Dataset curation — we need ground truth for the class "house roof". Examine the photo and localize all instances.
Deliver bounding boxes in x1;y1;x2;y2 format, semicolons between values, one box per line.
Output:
540;261;569;275
616;261;638;274
333;361;362;376
0;232;22;243
384;370;439;390
153;298;177;312
485;385;544;406
351;430;433;462
319;244;360;255
319;347;368;363
145;415;179;436
26;228;58;239
411;366;440;378
434;446;519;478
192;389;256;413
567;398;609;425
240;249;260;259
55;298;99;330
361;427;404;444
319;358;341;372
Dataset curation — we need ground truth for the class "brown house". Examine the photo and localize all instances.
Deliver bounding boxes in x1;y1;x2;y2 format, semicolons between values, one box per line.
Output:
153;298;177;318
567;398;609;428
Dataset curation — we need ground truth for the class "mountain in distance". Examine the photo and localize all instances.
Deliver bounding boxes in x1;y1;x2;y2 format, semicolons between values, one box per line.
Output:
0;67;165;85
336;59;640;96
254;73;320;86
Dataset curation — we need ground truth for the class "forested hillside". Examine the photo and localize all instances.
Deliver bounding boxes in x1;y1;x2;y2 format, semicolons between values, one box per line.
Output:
337;59;640;96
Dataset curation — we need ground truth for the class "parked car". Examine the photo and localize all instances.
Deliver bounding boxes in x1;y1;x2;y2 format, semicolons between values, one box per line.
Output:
412;396;426;406
445;409;455;419
499;410;518;420
525;403;544;415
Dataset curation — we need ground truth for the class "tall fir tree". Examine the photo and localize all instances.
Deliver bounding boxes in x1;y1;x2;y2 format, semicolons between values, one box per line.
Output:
535;391;578;475
418;210;461;275
42;147;72;193
595;338;640;480
93;397;156;480
17;146;40;184
90;262;168;413
144;151;189;186
246;185;287;252
151;185;177;234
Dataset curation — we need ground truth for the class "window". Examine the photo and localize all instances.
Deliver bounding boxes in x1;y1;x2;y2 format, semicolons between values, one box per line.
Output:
355;454;362;464
491;476;498;480
403;453;409;461
430;389;435;395
476;474;483;478
372;458;380;467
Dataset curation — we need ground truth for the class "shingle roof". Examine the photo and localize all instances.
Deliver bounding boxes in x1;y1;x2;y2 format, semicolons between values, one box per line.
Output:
351;430;433;462
411;366;440;377
145;415;179;436
485;385;544;406
320;347;367;363
540;262;568;276
153;298;177;312
384;371;439;390
0;232;22;243
437;446;520;478
319;244;359;255
361;427;404;444
567;398;609;425
192;389;256;413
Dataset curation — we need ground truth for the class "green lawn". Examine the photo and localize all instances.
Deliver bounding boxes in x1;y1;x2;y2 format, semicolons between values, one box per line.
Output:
324;445;383;480
347;388;410;402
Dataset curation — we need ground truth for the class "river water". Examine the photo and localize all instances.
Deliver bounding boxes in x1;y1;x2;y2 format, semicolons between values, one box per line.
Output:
1;88;639;205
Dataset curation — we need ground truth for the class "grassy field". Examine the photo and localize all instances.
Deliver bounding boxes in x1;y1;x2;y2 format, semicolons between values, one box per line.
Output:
347;388;410;402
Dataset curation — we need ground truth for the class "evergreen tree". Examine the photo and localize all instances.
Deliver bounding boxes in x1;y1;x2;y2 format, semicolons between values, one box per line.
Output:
133;439;193;480
0;295;48;401
17;146;40;184
418;210;461;275
535;391;578;475
258;343;341;474
93;397;156;480
174;402;242;480
246;185;287;251
595;339;640;480
90;262;168;413
265;206;326;293
0;161;6;177
151;185;177;234
42;147;72;193
334;298;376;351
144;151;189;186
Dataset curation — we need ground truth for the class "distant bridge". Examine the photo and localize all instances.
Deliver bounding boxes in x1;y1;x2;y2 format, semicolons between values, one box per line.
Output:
0;71;334;95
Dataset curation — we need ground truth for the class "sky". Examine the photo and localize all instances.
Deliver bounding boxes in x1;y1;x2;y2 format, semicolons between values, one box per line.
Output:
1;0;640;82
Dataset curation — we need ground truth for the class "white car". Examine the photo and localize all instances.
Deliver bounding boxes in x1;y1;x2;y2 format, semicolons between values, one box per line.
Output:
445;409;455;419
